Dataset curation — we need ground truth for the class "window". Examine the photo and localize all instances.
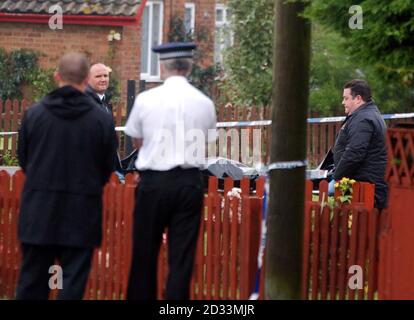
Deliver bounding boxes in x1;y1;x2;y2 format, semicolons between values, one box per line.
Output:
184;3;195;36
141;1;163;80
215;4;232;64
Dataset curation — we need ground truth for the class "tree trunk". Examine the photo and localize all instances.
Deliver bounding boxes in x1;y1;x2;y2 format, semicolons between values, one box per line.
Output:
265;0;311;299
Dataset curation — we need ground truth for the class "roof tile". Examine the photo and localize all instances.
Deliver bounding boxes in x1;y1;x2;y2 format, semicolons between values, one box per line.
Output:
0;0;142;17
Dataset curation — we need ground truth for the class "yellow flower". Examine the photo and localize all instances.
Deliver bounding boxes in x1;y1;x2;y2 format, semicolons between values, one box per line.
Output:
82;4;92;14
341;177;349;183
349;179;356;184
334;183;339;188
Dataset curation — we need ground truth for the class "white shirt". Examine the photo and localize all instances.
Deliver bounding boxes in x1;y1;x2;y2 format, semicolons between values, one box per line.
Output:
124;76;217;171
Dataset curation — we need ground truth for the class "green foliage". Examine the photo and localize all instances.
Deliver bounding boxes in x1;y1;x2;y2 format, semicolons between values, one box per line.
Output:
223;0;274;107
106;72;121;105
168;16;191;42
189;64;221;98
0;48;37;99
310;23;414;115
222;0;414;115
25;68;56;102
104;30;123;104
310;24;360;115
168;16;219;96
0;48;57;101
335;177;356;205
0;151;19;166
305;0;414;83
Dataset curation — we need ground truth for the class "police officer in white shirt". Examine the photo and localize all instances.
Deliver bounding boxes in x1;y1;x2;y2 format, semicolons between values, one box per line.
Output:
125;42;217;300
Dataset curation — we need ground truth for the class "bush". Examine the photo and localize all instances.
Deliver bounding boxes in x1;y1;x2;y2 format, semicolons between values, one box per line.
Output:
0;151;19;166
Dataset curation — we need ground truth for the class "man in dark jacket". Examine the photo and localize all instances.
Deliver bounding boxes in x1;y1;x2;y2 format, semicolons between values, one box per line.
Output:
16;53;117;300
333;79;388;209
85;62;123;174
85;63;112;114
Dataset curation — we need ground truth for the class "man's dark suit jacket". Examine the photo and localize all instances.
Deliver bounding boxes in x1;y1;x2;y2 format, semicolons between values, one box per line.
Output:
85;85;112;114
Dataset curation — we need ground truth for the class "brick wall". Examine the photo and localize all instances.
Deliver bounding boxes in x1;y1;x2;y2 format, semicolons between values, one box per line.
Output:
116;23;141;106
140;0;217;91
0;21;141;109
0;0;221;104
193;0;215;67
160;0;215;68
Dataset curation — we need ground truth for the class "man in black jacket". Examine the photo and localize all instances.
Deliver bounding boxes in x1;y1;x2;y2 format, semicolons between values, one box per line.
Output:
333;79;388;209
85;62;124;174
16;53;117;299
85;63;112;114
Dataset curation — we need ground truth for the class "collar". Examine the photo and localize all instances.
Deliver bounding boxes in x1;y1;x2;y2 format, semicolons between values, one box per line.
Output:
164;76;189;85
350;100;374;117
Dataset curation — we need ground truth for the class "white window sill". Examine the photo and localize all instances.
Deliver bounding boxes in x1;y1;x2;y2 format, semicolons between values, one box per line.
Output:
140;76;163;83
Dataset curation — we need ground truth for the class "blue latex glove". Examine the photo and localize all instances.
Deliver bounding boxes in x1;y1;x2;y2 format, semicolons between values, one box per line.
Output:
115;170;125;183
328;179;335;196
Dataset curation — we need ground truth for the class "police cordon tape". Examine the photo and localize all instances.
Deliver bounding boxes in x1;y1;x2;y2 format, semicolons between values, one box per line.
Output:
308;112;414;123
249;178;269;300
0;132;18;135
0;113;414;136
268;160;308;171
1;113;413;135
249;160;307;300
114;112;414;131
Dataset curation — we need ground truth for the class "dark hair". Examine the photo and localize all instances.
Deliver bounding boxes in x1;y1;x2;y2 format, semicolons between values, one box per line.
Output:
58;52;90;84
343;79;372;102
162;58;192;73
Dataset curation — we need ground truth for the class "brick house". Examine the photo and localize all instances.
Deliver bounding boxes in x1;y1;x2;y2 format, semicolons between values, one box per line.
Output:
0;0;230;108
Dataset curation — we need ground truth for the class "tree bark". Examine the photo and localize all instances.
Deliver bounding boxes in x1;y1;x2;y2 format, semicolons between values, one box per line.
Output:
265;0;311;299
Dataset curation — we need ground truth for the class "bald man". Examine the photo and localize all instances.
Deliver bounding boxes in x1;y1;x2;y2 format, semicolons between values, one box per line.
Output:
86;62;123;175
16;53;117;300
86;63;112;114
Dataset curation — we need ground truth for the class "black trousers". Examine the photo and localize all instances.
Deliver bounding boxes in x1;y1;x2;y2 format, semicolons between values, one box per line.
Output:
127;168;204;300
16;244;93;300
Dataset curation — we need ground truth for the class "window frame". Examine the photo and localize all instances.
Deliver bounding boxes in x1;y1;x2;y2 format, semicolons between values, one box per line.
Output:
214;4;232;64
184;3;196;36
140;0;164;82
215;3;226;25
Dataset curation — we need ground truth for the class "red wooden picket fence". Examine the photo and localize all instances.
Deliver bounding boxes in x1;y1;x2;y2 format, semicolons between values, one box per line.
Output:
378;127;414;299
302;180;380;300
0;99;125;159
0;170;24;298
158;176;265;300
0;171;135;300
0;99;29;161
0;170;266;300
83;173;135;300
216;104;414;167
385;127;414;188
216;103;272;166
2;98;413;166
1;167;382;300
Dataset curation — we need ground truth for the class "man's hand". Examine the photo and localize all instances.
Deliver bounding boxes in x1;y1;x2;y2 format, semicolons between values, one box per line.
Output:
133;172;140;184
